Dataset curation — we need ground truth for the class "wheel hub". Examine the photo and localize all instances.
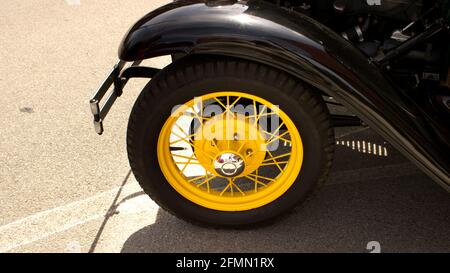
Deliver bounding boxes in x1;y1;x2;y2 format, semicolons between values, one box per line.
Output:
193;112;267;178
214;152;245;177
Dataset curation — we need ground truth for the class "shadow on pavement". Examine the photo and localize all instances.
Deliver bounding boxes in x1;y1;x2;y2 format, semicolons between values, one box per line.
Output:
121;129;450;253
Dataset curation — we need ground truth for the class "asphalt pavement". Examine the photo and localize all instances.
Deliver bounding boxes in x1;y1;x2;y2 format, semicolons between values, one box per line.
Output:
0;0;449;253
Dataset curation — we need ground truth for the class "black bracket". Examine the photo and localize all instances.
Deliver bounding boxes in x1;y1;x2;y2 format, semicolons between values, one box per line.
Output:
89;60;161;135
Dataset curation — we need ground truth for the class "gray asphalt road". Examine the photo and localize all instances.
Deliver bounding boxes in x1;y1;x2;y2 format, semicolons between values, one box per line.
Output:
0;0;449;253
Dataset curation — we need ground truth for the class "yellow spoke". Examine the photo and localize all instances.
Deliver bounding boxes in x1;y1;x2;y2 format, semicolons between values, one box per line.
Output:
255;105;267;125
247;173;276;182
245;112;277;120
225;96;231;114
169;133;196;145
236;141;247;154
196;175;215;193
200;99;203;126
260;161;289;167
230;96;241;108
263;150;284;173
231;179;246;196
171;131;215;160
190;105;203;127
266;130;290;146
253;99;257;123
224;96;241;115
245;175;268;188
214;97;227;110
220;183;231;196
187;175;207;182
264;122;285;142
262;129;283;139
262;152;291;163
173;123;190;138
180;154;195;172
172;154;197;161
263;130;291;144
254;169;258;192
184;111;209;123
229;178;234;196
175;161;203;165
171;131;193;145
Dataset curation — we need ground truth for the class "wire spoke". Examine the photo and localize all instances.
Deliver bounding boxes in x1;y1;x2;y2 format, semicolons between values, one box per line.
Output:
187;175;208;182
260;161;289;167
171;131;194;146
264;122;285;142
245;175;268;188
263;130;291;144
225;96;231;149
231;180;246;196
264;150;284;172
169;133;196;145
254;169;259;192
262;152;291;163
220;183;231;196
173;123;190;138
175;161;203;165
224;96;242;115
255;105;267;125
247;173;276;183
253;99;257;124
236;141;247;154
245;112;277;120
196;175;215;193
172;154;197;161
180;154;195;172
214;97;227;110
266;130;290;146
171;131;215;160
190;106;203;127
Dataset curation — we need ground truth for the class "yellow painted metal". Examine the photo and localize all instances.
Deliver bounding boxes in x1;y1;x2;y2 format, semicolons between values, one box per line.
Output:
157;92;303;211
192;112;267;178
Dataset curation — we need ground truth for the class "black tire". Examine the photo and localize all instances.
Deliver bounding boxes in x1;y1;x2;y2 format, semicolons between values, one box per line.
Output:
127;56;334;228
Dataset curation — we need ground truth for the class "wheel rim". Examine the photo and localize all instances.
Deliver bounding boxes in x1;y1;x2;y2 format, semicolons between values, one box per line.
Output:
157;92;303;211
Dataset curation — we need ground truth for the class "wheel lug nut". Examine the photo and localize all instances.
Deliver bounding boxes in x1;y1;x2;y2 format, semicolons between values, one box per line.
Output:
246;149;253;155
233;133;239;141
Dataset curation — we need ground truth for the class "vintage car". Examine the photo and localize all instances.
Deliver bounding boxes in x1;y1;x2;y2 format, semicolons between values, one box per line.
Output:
90;0;450;227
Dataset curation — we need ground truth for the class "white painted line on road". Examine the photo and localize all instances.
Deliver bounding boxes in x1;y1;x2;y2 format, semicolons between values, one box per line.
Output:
0;181;156;252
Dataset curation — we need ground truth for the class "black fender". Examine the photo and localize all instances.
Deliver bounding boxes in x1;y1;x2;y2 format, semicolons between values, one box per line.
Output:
119;0;450;190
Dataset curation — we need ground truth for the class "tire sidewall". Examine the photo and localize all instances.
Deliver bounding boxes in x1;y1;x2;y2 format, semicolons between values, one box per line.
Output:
128;62;328;227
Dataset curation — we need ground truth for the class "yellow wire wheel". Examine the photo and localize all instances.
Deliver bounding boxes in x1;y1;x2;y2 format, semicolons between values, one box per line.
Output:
157;92;304;211
127;58;334;227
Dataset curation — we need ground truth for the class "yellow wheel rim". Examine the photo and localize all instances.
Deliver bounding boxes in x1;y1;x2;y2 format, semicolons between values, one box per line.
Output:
157;92;303;211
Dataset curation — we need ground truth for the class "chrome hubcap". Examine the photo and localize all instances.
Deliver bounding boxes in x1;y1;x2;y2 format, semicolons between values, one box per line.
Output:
213;152;245;177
